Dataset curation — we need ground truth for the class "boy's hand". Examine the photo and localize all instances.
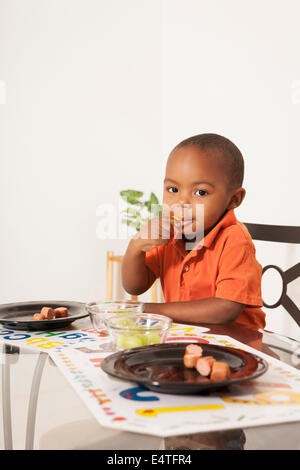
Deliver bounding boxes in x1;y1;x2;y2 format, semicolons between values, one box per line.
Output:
132;215;173;252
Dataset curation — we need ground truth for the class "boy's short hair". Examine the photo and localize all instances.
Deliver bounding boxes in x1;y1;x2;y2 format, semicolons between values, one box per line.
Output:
174;133;244;189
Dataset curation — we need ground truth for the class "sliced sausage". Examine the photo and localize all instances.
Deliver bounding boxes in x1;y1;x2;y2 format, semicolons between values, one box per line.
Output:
33;313;43;321
196;356;216;376
184;354;201;368
54;307;68;318
210;361;230;382
185;344;203;356
40;307;54;320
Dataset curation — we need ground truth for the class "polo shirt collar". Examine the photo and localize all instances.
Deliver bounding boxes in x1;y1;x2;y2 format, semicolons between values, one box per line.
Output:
171;209;237;255
200;209;237;248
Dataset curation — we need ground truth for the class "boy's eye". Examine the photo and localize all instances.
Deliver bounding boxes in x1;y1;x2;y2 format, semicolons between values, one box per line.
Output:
195;189;208;197
167;187;178;193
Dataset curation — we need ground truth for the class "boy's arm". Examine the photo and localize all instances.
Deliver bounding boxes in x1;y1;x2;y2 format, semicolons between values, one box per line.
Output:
122;216;171;295
143;298;245;324
122;239;157;295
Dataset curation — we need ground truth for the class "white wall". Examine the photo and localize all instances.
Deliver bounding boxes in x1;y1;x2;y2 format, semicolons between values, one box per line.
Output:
0;0;162;303
0;0;299;337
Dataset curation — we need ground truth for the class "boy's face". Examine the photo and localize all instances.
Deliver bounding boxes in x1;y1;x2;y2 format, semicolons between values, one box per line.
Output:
163;145;244;239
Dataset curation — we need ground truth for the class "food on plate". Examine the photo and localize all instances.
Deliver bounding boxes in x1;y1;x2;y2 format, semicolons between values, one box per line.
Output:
210;361;230;382
183;344;231;382
32;306;69;320
54;307;68;318
183;344;203;368
185;344;203;355
40;307;54;320
184;354;201;368
33;313;44;321
196;356;216;377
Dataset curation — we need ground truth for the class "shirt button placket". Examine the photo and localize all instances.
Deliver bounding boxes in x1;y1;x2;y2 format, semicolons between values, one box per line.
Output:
180;263;189;289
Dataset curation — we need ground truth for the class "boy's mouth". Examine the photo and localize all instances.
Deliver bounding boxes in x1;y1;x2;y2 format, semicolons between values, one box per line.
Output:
173;215;194;227
180;218;193;227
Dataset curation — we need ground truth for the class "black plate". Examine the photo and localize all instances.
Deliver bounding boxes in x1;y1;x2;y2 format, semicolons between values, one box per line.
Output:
101;342;268;394
0;301;88;331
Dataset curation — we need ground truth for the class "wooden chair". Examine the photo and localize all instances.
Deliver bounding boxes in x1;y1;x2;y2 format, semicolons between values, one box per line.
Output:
244;222;300;327
106;251;158;302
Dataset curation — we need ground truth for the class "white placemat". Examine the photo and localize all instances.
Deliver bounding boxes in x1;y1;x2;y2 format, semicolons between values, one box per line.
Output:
1;323;300;437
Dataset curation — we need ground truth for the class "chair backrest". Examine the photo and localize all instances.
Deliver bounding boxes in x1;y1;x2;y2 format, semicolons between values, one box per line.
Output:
244;222;300;326
106;251;158;302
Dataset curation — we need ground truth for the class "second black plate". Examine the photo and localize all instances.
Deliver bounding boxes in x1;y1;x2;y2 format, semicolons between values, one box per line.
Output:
0;300;88;330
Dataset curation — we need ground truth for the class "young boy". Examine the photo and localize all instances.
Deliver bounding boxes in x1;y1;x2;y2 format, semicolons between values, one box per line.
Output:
121;133;265;330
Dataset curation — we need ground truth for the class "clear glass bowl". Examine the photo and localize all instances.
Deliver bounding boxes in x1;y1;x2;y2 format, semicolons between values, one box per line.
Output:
86;300;144;331
104;313;172;350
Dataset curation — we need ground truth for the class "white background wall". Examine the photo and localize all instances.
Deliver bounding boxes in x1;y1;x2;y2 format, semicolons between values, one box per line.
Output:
0;0;299;337
0;0;162;303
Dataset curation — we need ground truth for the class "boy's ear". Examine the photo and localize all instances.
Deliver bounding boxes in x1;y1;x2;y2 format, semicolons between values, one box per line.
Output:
227;187;246;210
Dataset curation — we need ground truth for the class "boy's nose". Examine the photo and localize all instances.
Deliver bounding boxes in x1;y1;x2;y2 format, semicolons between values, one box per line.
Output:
179;195;192;206
171;202;193;218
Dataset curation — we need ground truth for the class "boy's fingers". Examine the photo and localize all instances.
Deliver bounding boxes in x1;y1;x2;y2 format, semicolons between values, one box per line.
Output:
147;239;169;251
136;216;174;244
147;217;173;238
141;238;169;252
154;237;169;246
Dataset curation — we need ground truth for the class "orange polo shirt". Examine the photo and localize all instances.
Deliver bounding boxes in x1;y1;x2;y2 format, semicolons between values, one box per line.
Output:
145;209;265;330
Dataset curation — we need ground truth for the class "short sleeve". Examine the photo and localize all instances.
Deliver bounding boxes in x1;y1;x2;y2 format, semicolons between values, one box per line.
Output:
215;238;263;307
145;247;161;278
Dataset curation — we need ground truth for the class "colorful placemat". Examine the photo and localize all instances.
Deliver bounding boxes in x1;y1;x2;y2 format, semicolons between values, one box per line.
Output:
1;323;300;437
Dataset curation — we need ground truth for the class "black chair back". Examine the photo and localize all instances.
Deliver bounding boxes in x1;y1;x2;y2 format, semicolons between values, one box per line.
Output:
244;223;300;327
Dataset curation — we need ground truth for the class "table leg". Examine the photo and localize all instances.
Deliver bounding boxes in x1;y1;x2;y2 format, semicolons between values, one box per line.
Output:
25;352;47;450
1;344;13;450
